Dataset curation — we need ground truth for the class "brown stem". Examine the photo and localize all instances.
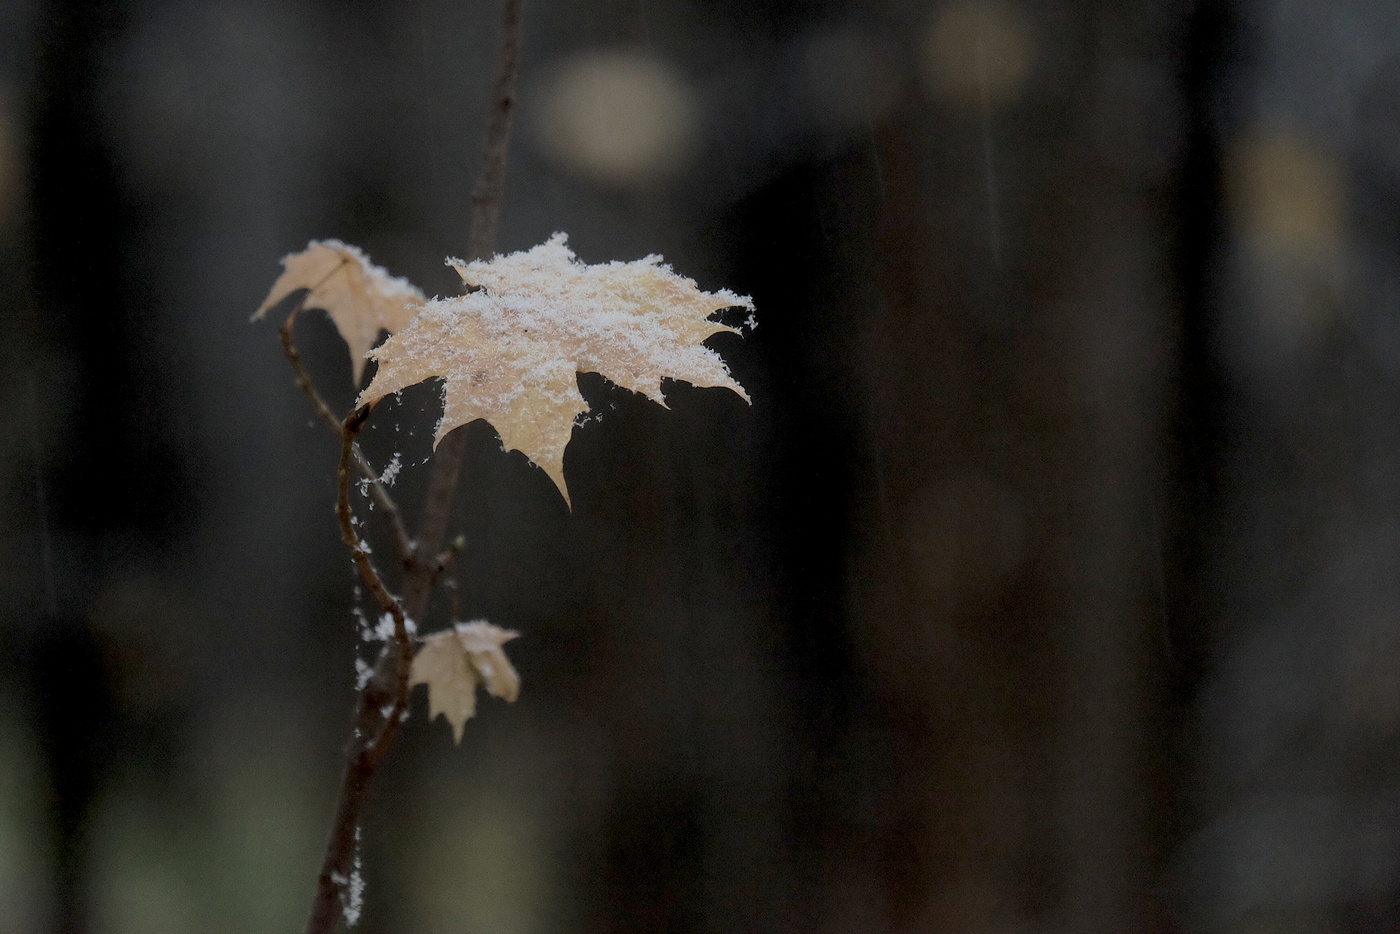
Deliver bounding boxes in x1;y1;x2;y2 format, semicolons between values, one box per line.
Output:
467;0;523;264
304;407;416;934
303;2;525;931
303;648;407;934
335;406;410;643
401;0;524;622
402;429;469;620
429;536;467;590
280;306;415;564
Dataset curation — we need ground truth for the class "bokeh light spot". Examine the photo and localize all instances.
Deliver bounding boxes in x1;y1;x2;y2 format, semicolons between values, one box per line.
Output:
923;0;1034;112
534;49;698;187
1229;127;1346;262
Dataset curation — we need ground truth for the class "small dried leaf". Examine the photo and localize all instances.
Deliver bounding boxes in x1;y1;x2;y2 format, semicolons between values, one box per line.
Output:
408;632;476;742
455;620;522;704
253;240;425;384
357;233;753;506
409;621;520;743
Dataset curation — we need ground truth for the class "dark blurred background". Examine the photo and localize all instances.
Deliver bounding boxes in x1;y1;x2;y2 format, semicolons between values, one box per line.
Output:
3;0;1400;931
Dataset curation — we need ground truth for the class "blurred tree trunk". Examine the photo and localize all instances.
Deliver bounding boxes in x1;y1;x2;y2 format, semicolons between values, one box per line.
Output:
857;3;1186;931
23;2;137;932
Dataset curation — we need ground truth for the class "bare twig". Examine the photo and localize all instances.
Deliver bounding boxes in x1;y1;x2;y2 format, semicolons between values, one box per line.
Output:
429;536;467;619
429;535;467;589
402;0;524;623
335;406;410;643
467;0;524;265
280;305;415;564
303;2;525;931
445;577;463;622
305;406;415;934
303;645;407;934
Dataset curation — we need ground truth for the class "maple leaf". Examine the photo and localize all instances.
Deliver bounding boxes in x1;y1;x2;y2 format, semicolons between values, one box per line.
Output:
410;620;521;743
356;234;753;506
253;240;425;384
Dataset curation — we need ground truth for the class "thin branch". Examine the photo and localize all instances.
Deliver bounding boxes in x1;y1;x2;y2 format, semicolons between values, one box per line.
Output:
305;406;415;934
402;0;525;623
445;576;463;622
303;648;407;934
280;306;415;564
303;3;525;931
335;406;410;644
429;535;467;590
402;429;468;619
467;0;524;264
427;536;467;620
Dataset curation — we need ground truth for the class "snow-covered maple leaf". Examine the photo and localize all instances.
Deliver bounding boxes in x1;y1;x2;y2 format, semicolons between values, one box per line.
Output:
356;234;753;506
410;621;521;743
253;240;425;384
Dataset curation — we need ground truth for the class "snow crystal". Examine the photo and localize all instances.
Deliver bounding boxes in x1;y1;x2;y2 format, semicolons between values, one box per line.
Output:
358;453;402;498
333;826;366;927
354;605;374;641
368;611;416;642
379;452;403;486
372;613;396;642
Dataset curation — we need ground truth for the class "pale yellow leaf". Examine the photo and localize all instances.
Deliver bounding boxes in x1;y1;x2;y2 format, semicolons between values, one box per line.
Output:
409;621;520;743
408;631;476;743
455;620;522;703
357;234;753;506
253;240;425;384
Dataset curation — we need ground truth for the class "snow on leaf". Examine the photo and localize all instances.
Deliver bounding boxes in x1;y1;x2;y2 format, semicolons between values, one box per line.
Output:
356;233;753;506
409;620;520;743
253;240;425;384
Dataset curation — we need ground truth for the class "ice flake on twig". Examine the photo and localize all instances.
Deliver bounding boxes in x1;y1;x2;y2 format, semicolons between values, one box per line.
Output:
350;658;372;694
353;605;371;640
368;611;415;642
357;452;403;498
380;452;403;486
333;826;365;926
346;867;363;926
370;613;395;642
